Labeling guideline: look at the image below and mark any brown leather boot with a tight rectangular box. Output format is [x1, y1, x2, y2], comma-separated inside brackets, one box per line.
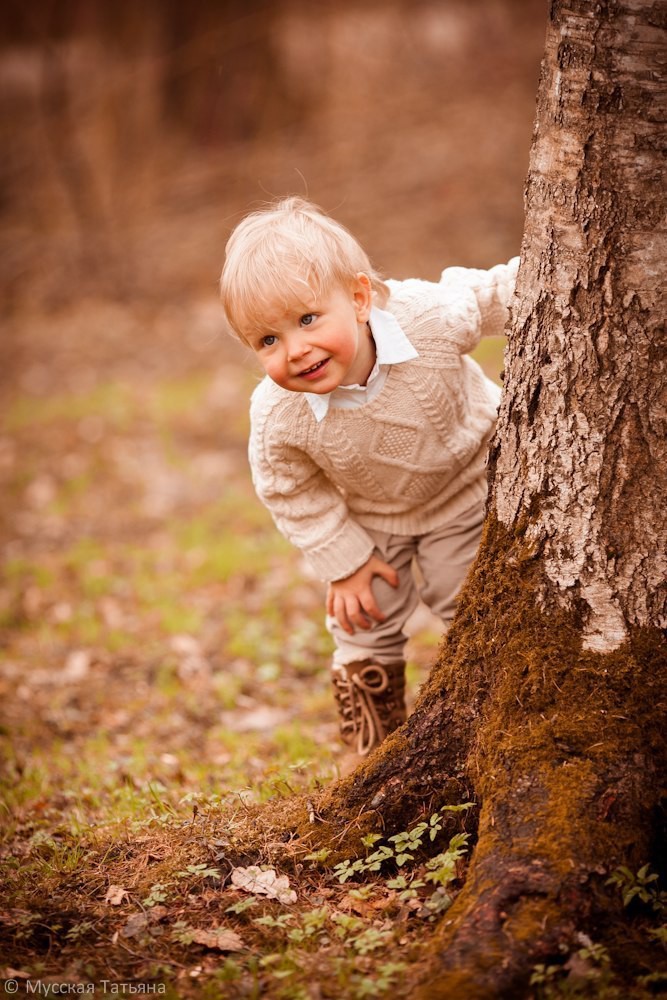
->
[330, 660, 407, 755]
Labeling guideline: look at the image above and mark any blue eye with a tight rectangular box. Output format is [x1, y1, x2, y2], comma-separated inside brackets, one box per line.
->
[261, 335, 277, 347]
[300, 314, 315, 327]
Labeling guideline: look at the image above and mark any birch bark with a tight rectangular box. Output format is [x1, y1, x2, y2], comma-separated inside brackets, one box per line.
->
[490, 0, 667, 652]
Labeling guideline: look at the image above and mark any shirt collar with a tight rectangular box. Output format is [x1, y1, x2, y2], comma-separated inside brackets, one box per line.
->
[304, 305, 418, 421]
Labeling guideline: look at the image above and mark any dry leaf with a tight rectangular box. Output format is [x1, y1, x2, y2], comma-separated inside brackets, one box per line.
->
[189, 927, 245, 951]
[121, 912, 148, 938]
[221, 706, 291, 732]
[63, 649, 91, 682]
[105, 884, 129, 905]
[371, 893, 398, 911]
[230, 865, 297, 904]
[339, 894, 374, 917]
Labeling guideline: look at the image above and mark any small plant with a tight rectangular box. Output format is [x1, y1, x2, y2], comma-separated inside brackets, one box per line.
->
[606, 863, 664, 912]
[212, 958, 243, 983]
[348, 885, 376, 900]
[253, 913, 293, 929]
[225, 895, 258, 915]
[332, 912, 364, 938]
[333, 809, 471, 884]
[388, 826, 430, 866]
[424, 832, 469, 886]
[66, 919, 95, 943]
[301, 906, 329, 931]
[11, 911, 39, 941]
[329, 810, 472, 928]
[385, 873, 425, 901]
[175, 862, 220, 881]
[303, 847, 332, 863]
[333, 812, 471, 903]
[354, 961, 406, 999]
[637, 971, 667, 989]
[143, 882, 170, 907]
[334, 857, 373, 883]
[529, 962, 562, 988]
[648, 924, 667, 945]
[287, 906, 329, 943]
[576, 938, 610, 968]
[171, 920, 195, 945]
[375, 962, 408, 989]
[421, 886, 456, 918]
[351, 925, 392, 955]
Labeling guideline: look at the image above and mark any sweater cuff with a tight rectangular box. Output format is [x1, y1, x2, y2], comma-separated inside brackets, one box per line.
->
[304, 520, 375, 583]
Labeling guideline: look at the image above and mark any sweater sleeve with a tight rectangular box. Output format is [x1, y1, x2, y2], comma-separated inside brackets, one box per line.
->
[439, 256, 519, 352]
[248, 388, 375, 582]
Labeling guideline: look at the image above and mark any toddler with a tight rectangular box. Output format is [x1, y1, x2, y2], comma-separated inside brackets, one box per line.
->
[220, 197, 518, 755]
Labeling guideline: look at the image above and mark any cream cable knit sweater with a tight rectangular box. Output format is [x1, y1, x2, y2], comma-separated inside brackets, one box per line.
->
[248, 257, 519, 582]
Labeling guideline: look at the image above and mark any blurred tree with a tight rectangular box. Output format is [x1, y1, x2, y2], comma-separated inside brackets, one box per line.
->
[314, 1, 667, 994]
[160, 0, 314, 144]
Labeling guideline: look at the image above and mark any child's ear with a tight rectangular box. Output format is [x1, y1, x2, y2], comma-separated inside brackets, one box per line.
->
[352, 272, 373, 322]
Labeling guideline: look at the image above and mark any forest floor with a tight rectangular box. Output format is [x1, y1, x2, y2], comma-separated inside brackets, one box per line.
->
[0, 285, 507, 997]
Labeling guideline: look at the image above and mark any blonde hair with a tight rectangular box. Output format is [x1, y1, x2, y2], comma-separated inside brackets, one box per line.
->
[220, 196, 389, 342]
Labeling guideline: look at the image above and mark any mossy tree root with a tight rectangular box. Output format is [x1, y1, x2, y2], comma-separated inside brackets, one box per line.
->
[416, 739, 660, 998]
[315, 697, 475, 835]
[308, 523, 667, 993]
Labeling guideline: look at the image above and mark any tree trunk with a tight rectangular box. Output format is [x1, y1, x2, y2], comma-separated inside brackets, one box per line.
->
[307, 2, 667, 995]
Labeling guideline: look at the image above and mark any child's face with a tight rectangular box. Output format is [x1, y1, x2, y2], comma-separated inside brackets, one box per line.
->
[248, 275, 375, 394]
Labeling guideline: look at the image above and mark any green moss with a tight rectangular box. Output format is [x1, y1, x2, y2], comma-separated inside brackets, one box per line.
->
[408, 517, 667, 995]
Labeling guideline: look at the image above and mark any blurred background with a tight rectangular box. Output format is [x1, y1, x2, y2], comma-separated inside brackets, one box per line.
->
[0, 1, 547, 805]
[1, 0, 547, 311]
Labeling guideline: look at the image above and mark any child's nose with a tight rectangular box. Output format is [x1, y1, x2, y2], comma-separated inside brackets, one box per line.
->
[286, 335, 310, 361]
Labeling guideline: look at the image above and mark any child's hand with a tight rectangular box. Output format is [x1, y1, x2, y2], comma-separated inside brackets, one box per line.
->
[326, 555, 399, 636]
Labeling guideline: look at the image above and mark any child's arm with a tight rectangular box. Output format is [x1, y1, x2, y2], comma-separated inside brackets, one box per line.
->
[254, 444, 399, 632]
[249, 394, 376, 584]
[386, 257, 519, 357]
[438, 256, 520, 351]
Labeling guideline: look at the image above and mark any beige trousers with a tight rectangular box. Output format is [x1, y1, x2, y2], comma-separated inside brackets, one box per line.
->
[327, 499, 485, 667]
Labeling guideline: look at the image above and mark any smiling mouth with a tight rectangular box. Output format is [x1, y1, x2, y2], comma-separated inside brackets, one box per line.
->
[299, 358, 329, 377]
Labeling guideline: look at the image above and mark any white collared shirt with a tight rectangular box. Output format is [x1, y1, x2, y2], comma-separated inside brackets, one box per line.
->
[304, 305, 419, 422]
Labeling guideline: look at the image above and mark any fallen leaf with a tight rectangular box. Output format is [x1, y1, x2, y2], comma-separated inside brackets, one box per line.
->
[63, 649, 91, 682]
[105, 885, 129, 905]
[371, 894, 399, 911]
[221, 706, 291, 732]
[189, 927, 245, 951]
[231, 865, 297, 904]
[99, 596, 124, 629]
[339, 894, 375, 917]
[121, 912, 148, 938]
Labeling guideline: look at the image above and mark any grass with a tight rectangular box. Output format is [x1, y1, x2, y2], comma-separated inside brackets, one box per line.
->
[0, 310, 455, 995]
